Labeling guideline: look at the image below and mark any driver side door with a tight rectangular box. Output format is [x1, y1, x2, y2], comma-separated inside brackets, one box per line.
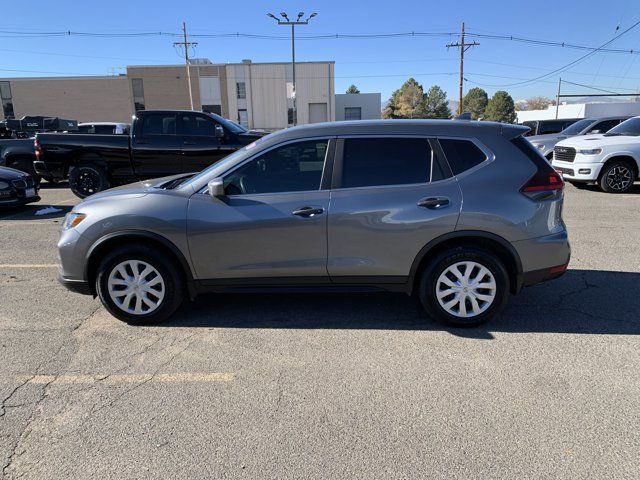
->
[187, 138, 334, 283]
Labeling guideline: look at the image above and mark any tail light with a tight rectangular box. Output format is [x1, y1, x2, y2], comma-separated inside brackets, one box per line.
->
[34, 138, 42, 157]
[520, 170, 564, 200]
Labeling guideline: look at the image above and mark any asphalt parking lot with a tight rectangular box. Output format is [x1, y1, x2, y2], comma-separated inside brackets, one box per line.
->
[1, 183, 639, 479]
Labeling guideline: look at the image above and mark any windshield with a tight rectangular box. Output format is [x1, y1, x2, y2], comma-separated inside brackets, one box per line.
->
[605, 117, 640, 136]
[207, 113, 247, 134]
[560, 119, 593, 136]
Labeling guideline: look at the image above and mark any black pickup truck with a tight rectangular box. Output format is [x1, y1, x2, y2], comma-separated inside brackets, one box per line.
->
[35, 110, 267, 197]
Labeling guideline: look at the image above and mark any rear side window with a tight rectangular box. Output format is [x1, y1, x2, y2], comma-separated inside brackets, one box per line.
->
[511, 136, 554, 172]
[439, 139, 487, 175]
[341, 138, 433, 188]
[140, 113, 176, 136]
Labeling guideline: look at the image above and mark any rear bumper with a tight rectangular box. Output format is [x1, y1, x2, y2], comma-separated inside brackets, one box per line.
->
[514, 231, 571, 290]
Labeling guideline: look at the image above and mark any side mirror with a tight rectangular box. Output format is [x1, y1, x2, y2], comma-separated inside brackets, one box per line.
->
[214, 124, 224, 138]
[207, 177, 225, 197]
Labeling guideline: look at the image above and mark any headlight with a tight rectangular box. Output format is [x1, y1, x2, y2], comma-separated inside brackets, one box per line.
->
[0, 180, 9, 189]
[62, 212, 87, 230]
[578, 148, 602, 155]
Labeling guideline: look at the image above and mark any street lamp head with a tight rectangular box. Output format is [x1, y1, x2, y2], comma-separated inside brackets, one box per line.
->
[280, 12, 289, 21]
[297, 12, 304, 21]
[267, 12, 278, 21]
[308, 12, 317, 19]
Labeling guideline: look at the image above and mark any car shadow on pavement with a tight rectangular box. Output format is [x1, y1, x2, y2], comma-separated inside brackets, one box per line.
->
[0, 204, 72, 221]
[159, 269, 640, 339]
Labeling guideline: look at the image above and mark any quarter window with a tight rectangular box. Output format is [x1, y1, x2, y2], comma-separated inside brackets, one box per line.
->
[225, 140, 328, 195]
[438, 139, 487, 175]
[340, 137, 434, 188]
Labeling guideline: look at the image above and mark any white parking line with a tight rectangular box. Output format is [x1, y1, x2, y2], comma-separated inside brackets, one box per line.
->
[16, 373, 235, 384]
[0, 264, 58, 268]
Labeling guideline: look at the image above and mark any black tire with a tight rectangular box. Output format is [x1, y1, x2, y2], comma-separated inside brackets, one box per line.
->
[418, 247, 509, 327]
[69, 164, 110, 198]
[598, 160, 636, 193]
[10, 157, 40, 184]
[96, 245, 184, 324]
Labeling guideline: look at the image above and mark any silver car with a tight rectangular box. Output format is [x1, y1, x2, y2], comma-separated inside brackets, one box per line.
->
[528, 116, 629, 160]
[58, 120, 570, 327]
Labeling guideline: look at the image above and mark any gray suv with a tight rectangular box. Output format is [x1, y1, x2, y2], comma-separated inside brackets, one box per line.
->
[58, 120, 570, 327]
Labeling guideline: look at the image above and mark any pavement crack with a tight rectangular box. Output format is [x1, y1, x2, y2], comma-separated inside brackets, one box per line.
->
[0, 376, 35, 418]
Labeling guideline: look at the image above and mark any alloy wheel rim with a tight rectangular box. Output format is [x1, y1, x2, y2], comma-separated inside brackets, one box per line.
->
[107, 260, 165, 315]
[606, 166, 632, 191]
[435, 261, 497, 318]
[77, 172, 99, 196]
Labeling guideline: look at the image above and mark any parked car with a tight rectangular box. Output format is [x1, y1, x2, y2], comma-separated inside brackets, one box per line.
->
[0, 137, 39, 180]
[528, 116, 629, 160]
[552, 116, 640, 193]
[77, 122, 130, 135]
[1, 115, 79, 182]
[35, 110, 268, 198]
[57, 119, 570, 327]
[521, 118, 580, 137]
[0, 166, 39, 208]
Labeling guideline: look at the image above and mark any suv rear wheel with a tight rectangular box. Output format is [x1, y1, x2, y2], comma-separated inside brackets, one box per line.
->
[96, 245, 184, 324]
[598, 160, 636, 193]
[418, 247, 509, 327]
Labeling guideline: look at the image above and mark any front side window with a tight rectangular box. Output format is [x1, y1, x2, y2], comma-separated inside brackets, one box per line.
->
[588, 119, 620, 134]
[140, 113, 176, 136]
[606, 117, 640, 136]
[224, 140, 328, 195]
[180, 114, 215, 136]
[341, 137, 434, 188]
[439, 139, 487, 175]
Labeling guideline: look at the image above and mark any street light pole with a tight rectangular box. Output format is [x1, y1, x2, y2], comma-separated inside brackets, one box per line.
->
[267, 12, 317, 126]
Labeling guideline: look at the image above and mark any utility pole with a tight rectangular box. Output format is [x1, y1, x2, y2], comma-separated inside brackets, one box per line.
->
[555, 78, 562, 119]
[446, 22, 479, 115]
[267, 12, 317, 126]
[174, 22, 197, 110]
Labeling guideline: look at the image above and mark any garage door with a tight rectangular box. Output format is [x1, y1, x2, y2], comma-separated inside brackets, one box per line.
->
[309, 103, 328, 123]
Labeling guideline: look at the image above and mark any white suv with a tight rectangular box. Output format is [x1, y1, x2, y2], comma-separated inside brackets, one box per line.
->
[552, 117, 640, 193]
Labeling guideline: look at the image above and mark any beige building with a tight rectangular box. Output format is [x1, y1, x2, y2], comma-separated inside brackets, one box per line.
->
[0, 59, 335, 129]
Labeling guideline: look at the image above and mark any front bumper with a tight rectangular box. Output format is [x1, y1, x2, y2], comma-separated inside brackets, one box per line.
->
[552, 158, 603, 181]
[58, 274, 92, 295]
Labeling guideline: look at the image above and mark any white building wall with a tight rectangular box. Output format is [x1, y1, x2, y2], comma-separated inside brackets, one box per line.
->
[517, 101, 640, 123]
[248, 64, 288, 130]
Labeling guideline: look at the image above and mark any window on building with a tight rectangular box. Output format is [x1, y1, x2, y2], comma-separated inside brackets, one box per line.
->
[0, 81, 15, 119]
[131, 78, 145, 112]
[140, 113, 176, 136]
[238, 109, 248, 128]
[288, 107, 296, 126]
[344, 107, 362, 121]
[438, 139, 487, 175]
[202, 105, 222, 115]
[236, 82, 246, 99]
[225, 140, 328, 195]
[341, 138, 433, 188]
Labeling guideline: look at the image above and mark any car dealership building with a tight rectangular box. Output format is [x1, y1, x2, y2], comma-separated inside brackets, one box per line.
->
[0, 59, 382, 129]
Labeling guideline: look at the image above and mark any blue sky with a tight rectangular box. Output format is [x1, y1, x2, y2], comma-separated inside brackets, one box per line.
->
[2, 0, 640, 103]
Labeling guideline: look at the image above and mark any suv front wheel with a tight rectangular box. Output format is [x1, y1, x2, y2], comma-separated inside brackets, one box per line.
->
[418, 247, 509, 327]
[598, 160, 636, 193]
[96, 245, 184, 324]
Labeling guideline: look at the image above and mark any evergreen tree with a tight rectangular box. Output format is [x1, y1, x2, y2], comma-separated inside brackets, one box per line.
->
[484, 91, 517, 123]
[462, 87, 488, 119]
[423, 85, 451, 119]
[345, 84, 361, 94]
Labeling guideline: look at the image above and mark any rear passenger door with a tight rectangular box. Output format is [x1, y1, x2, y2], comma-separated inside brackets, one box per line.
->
[131, 112, 182, 178]
[327, 137, 463, 281]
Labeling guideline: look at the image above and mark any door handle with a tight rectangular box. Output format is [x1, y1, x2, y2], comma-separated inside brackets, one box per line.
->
[417, 197, 450, 209]
[292, 206, 324, 217]
[183, 140, 196, 145]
